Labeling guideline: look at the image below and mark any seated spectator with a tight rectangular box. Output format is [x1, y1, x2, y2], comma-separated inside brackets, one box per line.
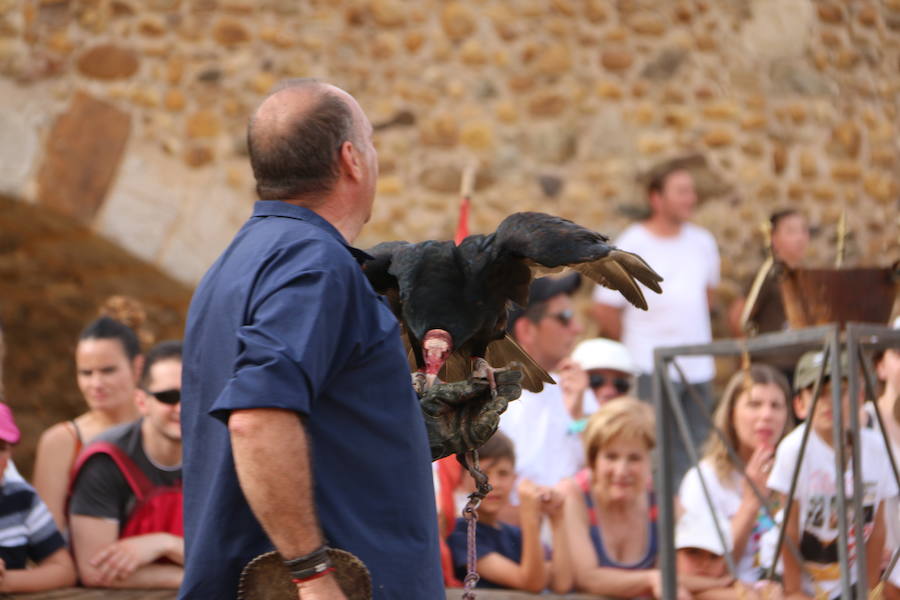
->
[447, 432, 572, 593]
[501, 273, 594, 491]
[562, 398, 672, 597]
[571, 337, 638, 406]
[0, 402, 76, 592]
[767, 350, 897, 599]
[679, 364, 793, 584]
[34, 306, 145, 531]
[0, 318, 26, 485]
[676, 508, 732, 581]
[863, 316, 900, 557]
[563, 397, 732, 599]
[676, 509, 783, 600]
[68, 340, 184, 589]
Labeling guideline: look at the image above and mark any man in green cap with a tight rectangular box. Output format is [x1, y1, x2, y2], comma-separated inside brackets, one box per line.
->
[766, 350, 897, 598]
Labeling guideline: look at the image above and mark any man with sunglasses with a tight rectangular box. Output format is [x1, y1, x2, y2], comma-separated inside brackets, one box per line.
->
[500, 273, 594, 500]
[69, 340, 184, 589]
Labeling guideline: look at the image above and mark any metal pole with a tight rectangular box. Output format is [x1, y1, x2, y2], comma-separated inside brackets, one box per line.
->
[653, 355, 676, 600]
[829, 329, 852, 600]
[845, 325, 867, 598]
[662, 368, 738, 578]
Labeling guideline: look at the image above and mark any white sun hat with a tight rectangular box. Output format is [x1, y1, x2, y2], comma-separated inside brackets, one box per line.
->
[571, 338, 638, 375]
[675, 508, 733, 555]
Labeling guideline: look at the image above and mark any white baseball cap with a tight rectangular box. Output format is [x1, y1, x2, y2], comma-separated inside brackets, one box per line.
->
[571, 338, 637, 375]
[675, 508, 733, 555]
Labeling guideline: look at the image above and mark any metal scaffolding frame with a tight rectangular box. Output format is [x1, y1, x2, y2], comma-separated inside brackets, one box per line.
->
[653, 323, 900, 600]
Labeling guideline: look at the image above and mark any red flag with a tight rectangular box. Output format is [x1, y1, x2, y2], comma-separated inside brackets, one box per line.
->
[454, 196, 470, 245]
[455, 164, 476, 246]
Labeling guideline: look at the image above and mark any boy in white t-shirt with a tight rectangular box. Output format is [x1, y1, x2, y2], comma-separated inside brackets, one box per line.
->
[767, 351, 897, 599]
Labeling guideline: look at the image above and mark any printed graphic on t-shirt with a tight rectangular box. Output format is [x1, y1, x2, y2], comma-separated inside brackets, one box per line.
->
[798, 472, 877, 583]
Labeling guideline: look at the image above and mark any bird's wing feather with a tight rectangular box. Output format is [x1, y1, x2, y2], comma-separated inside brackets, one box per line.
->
[360, 241, 410, 294]
[436, 335, 553, 393]
[491, 212, 663, 310]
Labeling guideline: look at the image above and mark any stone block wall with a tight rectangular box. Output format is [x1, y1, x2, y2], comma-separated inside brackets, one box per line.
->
[1, 0, 897, 288]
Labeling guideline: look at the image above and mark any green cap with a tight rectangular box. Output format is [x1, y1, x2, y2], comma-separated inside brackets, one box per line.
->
[793, 350, 850, 392]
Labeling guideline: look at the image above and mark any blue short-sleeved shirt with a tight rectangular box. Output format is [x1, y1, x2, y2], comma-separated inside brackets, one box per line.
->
[179, 201, 442, 599]
[447, 519, 523, 589]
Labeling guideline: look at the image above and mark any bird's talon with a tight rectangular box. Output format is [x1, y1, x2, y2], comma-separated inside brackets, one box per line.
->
[471, 357, 497, 396]
[412, 372, 427, 397]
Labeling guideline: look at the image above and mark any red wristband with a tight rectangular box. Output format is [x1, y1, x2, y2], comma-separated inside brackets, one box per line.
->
[292, 566, 335, 585]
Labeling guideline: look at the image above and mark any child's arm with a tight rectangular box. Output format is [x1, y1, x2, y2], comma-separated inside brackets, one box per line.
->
[866, 502, 886, 591]
[0, 548, 77, 593]
[779, 494, 808, 598]
[475, 479, 547, 593]
[732, 446, 775, 563]
[545, 480, 573, 594]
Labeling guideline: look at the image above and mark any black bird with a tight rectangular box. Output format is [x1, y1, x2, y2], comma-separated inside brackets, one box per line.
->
[362, 211, 663, 393]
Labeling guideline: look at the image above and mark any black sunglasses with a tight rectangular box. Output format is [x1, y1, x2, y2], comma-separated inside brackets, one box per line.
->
[545, 309, 575, 327]
[588, 374, 630, 395]
[146, 389, 180, 405]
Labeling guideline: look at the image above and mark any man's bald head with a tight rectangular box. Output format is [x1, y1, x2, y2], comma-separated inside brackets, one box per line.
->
[247, 79, 359, 202]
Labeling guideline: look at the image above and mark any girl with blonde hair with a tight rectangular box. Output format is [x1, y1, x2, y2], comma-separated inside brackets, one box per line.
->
[678, 363, 793, 584]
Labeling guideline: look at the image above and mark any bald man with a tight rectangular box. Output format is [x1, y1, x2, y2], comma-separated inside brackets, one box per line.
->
[180, 80, 443, 599]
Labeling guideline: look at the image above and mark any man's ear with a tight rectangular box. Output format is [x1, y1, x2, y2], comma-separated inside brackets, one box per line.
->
[339, 140, 362, 182]
[135, 389, 151, 416]
[512, 318, 533, 348]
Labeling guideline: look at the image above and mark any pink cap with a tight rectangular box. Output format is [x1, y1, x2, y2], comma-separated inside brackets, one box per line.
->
[0, 404, 21, 444]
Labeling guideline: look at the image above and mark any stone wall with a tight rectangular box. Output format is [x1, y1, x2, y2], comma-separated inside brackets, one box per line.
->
[1, 0, 897, 290]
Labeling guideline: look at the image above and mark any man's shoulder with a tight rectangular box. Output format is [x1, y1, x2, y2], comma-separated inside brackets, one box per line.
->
[681, 222, 718, 246]
[92, 419, 142, 450]
[773, 425, 807, 462]
[614, 222, 647, 244]
[860, 427, 892, 459]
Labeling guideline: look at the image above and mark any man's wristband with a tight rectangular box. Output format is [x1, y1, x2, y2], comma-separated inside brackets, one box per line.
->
[292, 566, 335, 585]
[283, 545, 333, 582]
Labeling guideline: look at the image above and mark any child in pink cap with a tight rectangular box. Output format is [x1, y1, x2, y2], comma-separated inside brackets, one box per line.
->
[0, 403, 76, 592]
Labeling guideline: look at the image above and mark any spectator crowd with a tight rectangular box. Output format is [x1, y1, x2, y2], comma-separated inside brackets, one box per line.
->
[0, 163, 897, 600]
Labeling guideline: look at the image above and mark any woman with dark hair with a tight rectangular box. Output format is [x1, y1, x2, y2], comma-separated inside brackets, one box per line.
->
[678, 364, 793, 584]
[33, 309, 145, 532]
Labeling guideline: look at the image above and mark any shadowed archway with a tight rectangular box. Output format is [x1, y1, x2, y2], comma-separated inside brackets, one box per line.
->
[0, 195, 193, 478]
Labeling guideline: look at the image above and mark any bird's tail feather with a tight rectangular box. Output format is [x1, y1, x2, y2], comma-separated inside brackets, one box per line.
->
[437, 335, 552, 393]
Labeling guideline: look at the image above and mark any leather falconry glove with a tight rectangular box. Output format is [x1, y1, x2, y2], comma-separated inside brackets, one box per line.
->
[418, 367, 523, 461]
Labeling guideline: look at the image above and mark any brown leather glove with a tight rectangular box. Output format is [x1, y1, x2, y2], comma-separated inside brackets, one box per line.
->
[418, 367, 523, 461]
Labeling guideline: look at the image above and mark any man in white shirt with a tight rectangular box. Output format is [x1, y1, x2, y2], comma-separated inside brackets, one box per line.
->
[592, 165, 720, 485]
[500, 273, 594, 491]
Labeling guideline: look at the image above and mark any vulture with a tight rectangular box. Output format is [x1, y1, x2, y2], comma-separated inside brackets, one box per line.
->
[362, 211, 663, 393]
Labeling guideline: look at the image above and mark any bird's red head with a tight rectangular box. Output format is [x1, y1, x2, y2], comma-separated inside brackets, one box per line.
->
[422, 329, 453, 377]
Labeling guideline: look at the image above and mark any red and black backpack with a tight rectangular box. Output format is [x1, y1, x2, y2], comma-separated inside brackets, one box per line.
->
[69, 441, 183, 538]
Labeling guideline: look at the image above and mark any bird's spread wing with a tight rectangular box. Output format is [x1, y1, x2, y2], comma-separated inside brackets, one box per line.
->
[490, 212, 663, 310]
